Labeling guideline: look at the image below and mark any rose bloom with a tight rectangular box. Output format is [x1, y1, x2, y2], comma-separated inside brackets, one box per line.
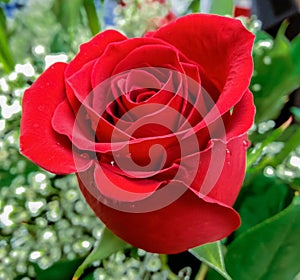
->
[20, 14, 255, 254]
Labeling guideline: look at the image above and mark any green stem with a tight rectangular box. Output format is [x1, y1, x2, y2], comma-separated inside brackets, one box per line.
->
[83, 0, 101, 35]
[159, 255, 178, 280]
[195, 263, 209, 280]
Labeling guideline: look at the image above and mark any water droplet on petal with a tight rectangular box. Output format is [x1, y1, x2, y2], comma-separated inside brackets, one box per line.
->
[243, 140, 250, 149]
[110, 161, 115, 166]
[226, 149, 231, 163]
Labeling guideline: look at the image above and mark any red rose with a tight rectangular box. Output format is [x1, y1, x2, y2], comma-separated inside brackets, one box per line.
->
[20, 14, 255, 254]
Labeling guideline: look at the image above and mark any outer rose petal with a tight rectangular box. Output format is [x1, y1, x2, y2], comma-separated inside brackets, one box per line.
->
[187, 134, 248, 206]
[65, 30, 127, 111]
[20, 63, 91, 174]
[224, 90, 255, 140]
[77, 169, 240, 254]
[205, 135, 248, 206]
[66, 30, 127, 77]
[151, 14, 255, 118]
[93, 163, 164, 202]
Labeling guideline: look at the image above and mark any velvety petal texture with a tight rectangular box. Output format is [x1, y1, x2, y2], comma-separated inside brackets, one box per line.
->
[20, 63, 92, 174]
[20, 14, 255, 254]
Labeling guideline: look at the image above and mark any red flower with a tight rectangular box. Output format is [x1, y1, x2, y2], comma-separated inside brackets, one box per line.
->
[20, 14, 255, 254]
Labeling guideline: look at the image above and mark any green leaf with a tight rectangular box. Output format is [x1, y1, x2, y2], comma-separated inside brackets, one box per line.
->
[226, 195, 300, 280]
[189, 241, 232, 280]
[252, 23, 300, 122]
[234, 173, 288, 236]
[0, 7, 14, 73]
[81, 272, 94, 280]
[247, 118, 292, 169]
[291, 107, 300, 122]
[291, 34, 300, 76]
[73, 227, 131, 280]
[52, 0, 83, 40]
[272, 125, 300, 166]
[208, 0, 234, 16]
[188, 0, 200, 13]
[33, 258, 85, 280]
[83, 0, 100, 35]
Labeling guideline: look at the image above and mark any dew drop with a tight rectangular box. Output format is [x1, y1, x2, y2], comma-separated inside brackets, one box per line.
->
[243, 140, 250, 149]
[225, 149, 231, 163]
[110, 161, 115, 166]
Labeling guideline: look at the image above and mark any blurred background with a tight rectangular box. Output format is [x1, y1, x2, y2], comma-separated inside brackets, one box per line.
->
[0, 0, 300, 280]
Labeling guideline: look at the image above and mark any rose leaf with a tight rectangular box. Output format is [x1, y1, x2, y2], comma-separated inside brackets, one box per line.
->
[225, 194, 300, 280]
[189, 241, 232, 280]
[72, 227, 131, 280]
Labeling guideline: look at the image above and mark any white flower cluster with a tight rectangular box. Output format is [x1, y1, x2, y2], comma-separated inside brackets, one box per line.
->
[114, 0, 172, 37]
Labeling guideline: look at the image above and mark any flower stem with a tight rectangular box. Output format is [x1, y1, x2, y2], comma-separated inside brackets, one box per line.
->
[195, 263, 209, 280]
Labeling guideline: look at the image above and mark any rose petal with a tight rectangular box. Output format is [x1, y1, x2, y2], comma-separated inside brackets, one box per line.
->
[65, 30, 127, 111]
[186, 135, 248, 206]
[151, 14, 254, 120]
[223, 90, 256, 141]
[20, 62, 91, 174]
[93, 163, 164, 202]
[78, 171, 240, 254]
[66, 60, 94, 106]
[91, 37, 171, 89]
[52, 99, 131, 154]
[112, 44, 183, 74]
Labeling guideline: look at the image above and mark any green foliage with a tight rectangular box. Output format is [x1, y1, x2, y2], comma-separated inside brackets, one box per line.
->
[247, 119, 291, 169]
[73, 227, 131, 279]
[190, 241, 231, 280]
[251, 24, 300, 122]
[0, 7, 14, 73]
[225, 195, 300, 280]
[290, 106, 300, 122]
[234, 174, 289, 236]
[34, 258, 85, 280]
[190, 0, 233, 15]
[187, 0, 200, 13]
[52, 0, 83, 36]
[208, 0, 234, 16]
[83, 0, 101, 35]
